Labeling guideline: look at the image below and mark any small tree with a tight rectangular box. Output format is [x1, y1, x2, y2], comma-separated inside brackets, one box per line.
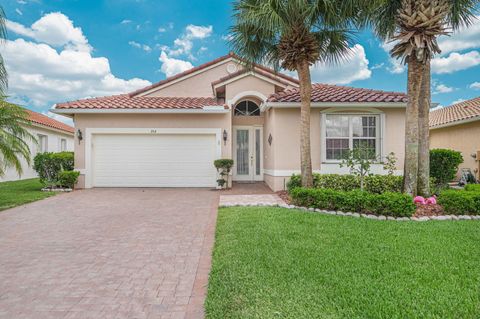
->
[214, 159, 234, 189]
[382, 152, 397, 176]
[430, 149, 463, 187]
[340, 146, 377, 191]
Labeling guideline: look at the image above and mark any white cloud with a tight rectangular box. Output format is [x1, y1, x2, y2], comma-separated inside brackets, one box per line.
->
[43, 111, 74, 126]
[165, 24, 213, 58]
[121, 19, 132, 24]
[433, 84, 455, 94]
[221, 34, 234, 42]
[158, 27, 166, 33]
[6, 12, 92, 52]
[17, 0, 27, 4]
[452, 98, 466, 105]
[1, 14, 151, 108]
[308, 44, 371, 84]
[438, 15, 480, 55]
[381, 41, 406, 74]
[470, 82, 480, 90]
[128, 41, 152, 53]
[431, 51, 480, 74]
[159, 51, 193, 77]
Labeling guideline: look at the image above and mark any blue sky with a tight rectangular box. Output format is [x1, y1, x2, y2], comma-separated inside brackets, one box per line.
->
[1, 0, 480, 122]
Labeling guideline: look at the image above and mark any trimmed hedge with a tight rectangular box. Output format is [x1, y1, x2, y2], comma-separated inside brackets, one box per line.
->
[287, 173, 403, 194]
[58, 171, 80, 188]
[464, 184, 480, 192]
[430, 149, 463, 187]
[290, 187, 416, 217]
[437, 190, 480, 215]
[33, 152, 74, 184]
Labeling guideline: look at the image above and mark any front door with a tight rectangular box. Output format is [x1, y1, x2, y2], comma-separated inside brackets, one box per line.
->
[233, 126, 263, 181]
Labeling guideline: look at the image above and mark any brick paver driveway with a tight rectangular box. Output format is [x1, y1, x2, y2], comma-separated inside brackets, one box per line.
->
[0, 188, 219, 319]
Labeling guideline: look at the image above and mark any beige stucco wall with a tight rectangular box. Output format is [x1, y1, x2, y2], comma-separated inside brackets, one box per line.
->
[144, 60, 244, 97]
[264, 107, 406, 191]
[73, 112, 232, 188]
[430, 120, 480, 179]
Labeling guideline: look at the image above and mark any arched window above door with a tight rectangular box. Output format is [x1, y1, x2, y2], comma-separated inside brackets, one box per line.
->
[234, 100, 260, 116]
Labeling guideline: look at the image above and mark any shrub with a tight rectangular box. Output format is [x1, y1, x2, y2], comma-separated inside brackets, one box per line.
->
[287, 173, 403, 194]
[437, 190, 480, 215]
[33, 152, 74, 186]
[430, 149, 463, 187]
[464, 184, 480, 192]
[290, 187, 416, 217]
[214, 159, 234, 189]
[58, 171, 80, 188]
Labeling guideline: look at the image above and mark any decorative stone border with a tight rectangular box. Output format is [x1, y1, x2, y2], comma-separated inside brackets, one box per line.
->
[220, 203, 480, 221]
[41, 188, 73, 192]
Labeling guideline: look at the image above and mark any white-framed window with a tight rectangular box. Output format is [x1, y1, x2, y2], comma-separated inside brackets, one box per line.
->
[234, 100, 261, 116]
[324, 114, 381, 162]
[60, 138, 67, 151]
[37, 134, 48, 153]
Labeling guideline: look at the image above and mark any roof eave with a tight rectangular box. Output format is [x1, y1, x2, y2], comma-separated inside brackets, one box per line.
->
[430, 115, 480, 130]
[51, 107, 230, 115]
[262, 101, 408, 111]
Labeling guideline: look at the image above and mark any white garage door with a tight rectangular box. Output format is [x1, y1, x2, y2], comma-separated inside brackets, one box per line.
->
[92, 134, 217, 187]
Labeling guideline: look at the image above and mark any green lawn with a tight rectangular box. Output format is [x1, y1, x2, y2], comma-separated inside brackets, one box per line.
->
[0, 178, 56, 211]
[206, 207, 480, 319]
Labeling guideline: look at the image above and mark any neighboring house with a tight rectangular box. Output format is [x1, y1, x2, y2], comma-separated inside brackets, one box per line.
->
[52, 53, 407, 191]
[430, 97, 480, 180]
[0, 108, 75, 182]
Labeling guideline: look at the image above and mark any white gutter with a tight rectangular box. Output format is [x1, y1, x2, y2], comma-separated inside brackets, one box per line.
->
[51, 107, 230, 115]
[430, 115, 480, 130]
[262, 101, 407, 111]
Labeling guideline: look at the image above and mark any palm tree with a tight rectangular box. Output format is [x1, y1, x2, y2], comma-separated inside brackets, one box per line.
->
[0, 100, 36, 177]
[371, 0, 478, 196]
[0, 5, 7, 96]
[230, 0, 362, 187]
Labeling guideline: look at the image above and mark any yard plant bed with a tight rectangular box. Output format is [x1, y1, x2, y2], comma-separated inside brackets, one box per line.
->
[206, 207, 480, 319]
[0, 178, 56, 211]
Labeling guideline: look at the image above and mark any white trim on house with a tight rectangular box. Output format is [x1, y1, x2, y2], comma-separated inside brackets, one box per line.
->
[227, 91, 268, 108]
[83, 127, 222, 188]
[213, 71, 297, 94]
[51, 108, 229, 115]
[429, 115, 480, 130]
[261, 101, 407, 112]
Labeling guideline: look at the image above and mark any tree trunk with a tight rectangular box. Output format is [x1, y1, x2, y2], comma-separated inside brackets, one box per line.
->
[296, 60, 313, 187]
[417, 61, 431, 196]
[403, 56, 424, 196]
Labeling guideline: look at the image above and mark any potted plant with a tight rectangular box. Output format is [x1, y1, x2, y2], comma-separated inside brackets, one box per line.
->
[214, 159, 234, 189]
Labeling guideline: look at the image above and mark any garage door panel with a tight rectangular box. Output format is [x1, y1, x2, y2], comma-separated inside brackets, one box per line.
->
[92, 134, 217, 187]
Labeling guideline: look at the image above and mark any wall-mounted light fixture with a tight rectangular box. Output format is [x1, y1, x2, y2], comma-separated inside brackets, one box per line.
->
[223, 129, 228, 145]
[77, 129, 83, 145]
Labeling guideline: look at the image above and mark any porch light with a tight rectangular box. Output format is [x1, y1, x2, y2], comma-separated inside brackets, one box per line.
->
[223, 129, 228, 145]
[77, 129, 83, 145]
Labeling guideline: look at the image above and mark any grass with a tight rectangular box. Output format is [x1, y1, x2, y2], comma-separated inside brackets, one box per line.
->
[0, 178, 56, 211]
[206, 207, 480, 319]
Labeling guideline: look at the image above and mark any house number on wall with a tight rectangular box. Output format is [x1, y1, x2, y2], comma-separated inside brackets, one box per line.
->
[150, 129, 157, 134]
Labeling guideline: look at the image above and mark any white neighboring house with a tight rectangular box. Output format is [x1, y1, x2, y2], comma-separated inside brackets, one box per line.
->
[0, 108, 74, 182]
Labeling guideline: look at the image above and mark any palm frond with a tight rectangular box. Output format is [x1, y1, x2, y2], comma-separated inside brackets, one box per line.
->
[0, 5, 7, 96]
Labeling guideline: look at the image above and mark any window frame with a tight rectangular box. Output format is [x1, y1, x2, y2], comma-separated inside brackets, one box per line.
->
[233, 100, 261, 117]
[321, 112, 384, 163]
[37, 134, 48, 153]
[60, 138, 67, 152]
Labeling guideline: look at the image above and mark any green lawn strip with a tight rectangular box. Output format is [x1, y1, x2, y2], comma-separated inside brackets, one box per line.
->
[0, 178, 56, 211]
[206, 207, 480, 319]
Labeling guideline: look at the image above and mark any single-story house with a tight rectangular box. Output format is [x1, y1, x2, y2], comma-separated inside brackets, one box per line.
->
[52, 53, 408, 191]
[1, 107, 74, 182]
[430, 97, 480, 180]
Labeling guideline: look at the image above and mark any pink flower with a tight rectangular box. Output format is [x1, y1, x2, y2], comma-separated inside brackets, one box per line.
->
[414, 196, 426, 205]
[426, 196, 437, 205]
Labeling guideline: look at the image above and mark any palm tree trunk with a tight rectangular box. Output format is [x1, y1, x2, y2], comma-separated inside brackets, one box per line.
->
[296, 60, 313, 188]
[417, 61, 431, 196]
[403, 56, 424, 196]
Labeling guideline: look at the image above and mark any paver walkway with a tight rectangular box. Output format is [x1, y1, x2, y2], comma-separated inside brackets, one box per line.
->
[219, 194, 285, 207]
[0, 188, 218, 319]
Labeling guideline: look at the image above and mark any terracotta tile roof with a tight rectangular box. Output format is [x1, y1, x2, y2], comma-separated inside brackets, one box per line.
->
[430, 97, 480, 127]
[129, 52, 299, 97]
[26, 109, 74, 134]
[55, 94, 226, 110]
[211, 67, 296, 89]
[267, 83, 408, 103]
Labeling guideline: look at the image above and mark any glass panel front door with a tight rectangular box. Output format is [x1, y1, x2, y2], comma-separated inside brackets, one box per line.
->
[233, 127, 263, 181]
